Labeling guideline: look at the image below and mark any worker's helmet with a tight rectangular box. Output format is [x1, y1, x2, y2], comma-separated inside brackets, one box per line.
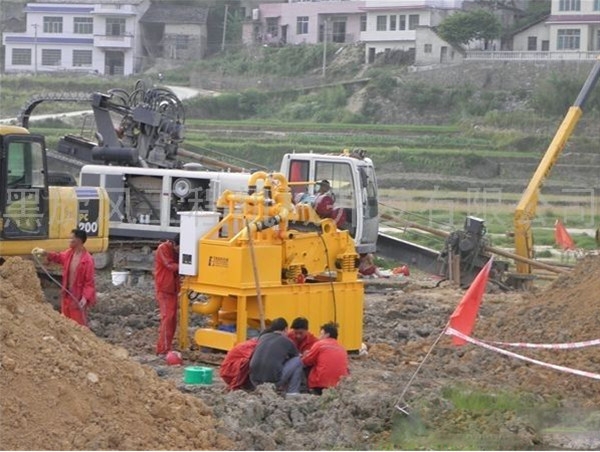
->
[165, 351, 183, 366]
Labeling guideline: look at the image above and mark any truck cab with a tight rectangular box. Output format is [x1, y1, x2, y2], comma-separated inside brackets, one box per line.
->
[280, 152, 378, 254]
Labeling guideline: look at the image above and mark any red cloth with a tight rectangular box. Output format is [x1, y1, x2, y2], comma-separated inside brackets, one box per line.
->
[554, 219, 575, 250]
[220, 339, 258, 391]
[47, 248, 96, 326]
[448, 257, 493, 346]
[156, 291, 178, 355]
[301, 338, 349, 389]
[287, 331, 318, 354]
[154, 241, 180, 295]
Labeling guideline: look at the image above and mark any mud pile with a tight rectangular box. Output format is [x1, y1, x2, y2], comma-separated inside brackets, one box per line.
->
[196, 379, 395, 450]
[0, 257, 229, 450]
[368, 257, 600, 406]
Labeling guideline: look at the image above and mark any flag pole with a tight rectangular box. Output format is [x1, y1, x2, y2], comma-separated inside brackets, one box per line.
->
[394, 323, 448, 414]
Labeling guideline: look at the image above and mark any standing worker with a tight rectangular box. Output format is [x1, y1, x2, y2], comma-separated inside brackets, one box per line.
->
[154, 234, 180, 356]
[301, 322, 349, 395]
[34, 229, 96, 326]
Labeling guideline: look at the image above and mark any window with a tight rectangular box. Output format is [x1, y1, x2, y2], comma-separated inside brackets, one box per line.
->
[527, 36, 537, 51]
[360, 15, 366, 32]
[408, 14, 420, 30]
[542, 40, 549, 51]
[72, 50, 92, 67]
[315, 161, 356, 235]
[6, 141, 45, 188]
[559, 0, 580, 11]
[175, 35, 189, 50]
[41, 49, 61, 66]
[399, 15, 406, 30]
[11, 49, 31, 65]
[106, 17, 126, 36]
[74, 17, 93, 34]
[424, 43, 432, 53]
[296, 16, 308, 35]
[43, 16, 62, 33]
[266, 17, 278, 37]
[557, 29, 580, 50]
[376, 15, 386, 31]
[389, 15, 396, 31]
[595, 0, 600, 10]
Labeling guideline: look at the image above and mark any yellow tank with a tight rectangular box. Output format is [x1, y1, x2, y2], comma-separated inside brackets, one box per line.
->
[178, 172, 363, 351]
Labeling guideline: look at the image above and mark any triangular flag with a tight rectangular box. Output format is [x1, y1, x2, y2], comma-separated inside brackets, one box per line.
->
[554, 219, 575, 251]
[448, 257, 493, 346]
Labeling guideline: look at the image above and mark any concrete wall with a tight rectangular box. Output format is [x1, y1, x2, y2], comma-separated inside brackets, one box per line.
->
[513, 21, 550, 51]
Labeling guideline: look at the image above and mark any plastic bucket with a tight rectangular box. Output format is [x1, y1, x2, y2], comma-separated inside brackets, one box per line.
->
[183, 366, 213, 385]
[111, 270, 130, 286]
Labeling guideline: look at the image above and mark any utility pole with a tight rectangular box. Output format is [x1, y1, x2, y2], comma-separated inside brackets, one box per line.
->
[322, 18, 328, 78]
[32, 23, 38, 75]
[221, 4, 229, 52]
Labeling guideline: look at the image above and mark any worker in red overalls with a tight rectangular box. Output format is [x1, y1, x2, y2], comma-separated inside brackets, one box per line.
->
[35, 229, 96, 326]
[154, 234, 180, 356]
[313, 180, 346, 228]
[301, 322, 349, 395]
[219, 338, 258, 391]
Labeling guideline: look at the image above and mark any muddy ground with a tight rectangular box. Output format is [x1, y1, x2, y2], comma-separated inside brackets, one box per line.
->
[36, 258, 600, 450]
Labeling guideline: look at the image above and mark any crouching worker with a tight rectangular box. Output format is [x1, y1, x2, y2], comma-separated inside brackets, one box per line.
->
[220, 338, 258, 391]
[287, 317, 318, 354]
[301, 322, 349, 395]
[249, 318, 303, 395]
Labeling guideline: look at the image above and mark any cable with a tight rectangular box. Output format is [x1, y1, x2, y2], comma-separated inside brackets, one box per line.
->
[318, 232, 337, 325]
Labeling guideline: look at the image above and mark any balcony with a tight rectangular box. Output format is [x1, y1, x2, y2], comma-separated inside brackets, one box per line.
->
[94, 34, 133, 48]
[465, 50, 599, 61]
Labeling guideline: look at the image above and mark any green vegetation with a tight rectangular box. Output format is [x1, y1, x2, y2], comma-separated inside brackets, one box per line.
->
[438, 9, 502, 47]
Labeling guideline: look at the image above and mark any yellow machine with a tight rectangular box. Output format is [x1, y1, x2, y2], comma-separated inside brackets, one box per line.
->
[0, 125, 109, 258]
[178, 172, 363, 352]
[514, 56, 600, 277]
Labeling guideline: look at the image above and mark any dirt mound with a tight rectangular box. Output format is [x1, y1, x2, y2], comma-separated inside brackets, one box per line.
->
[0, 257, 229, 450]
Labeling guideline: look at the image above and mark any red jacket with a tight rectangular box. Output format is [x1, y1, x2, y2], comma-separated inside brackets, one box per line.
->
[47, 248, 96, 306]
[314, 192, 346, 228]
[220, 339, 258, 391]
[287, 331, 318, 354]
[154, 241, 179, 295]
[301, 338, 349, 389]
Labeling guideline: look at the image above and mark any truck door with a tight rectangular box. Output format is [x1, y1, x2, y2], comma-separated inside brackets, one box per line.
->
[0, 134, 49, 239]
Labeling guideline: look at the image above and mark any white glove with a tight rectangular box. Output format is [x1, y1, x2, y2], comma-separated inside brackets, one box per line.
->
[32, 247, 46, 256]
[79, 297, 87, 309]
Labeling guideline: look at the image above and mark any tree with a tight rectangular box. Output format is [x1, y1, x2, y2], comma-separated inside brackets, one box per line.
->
[438, 10, 502, 49]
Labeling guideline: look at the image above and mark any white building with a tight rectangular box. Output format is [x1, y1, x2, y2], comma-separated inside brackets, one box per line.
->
[360, 0, 462, 63]
[3, 0, 150, 76]
[546, 0, 600, 52]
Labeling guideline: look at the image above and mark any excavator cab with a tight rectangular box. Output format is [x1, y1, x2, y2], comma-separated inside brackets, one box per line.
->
[0, 127, 49, 240]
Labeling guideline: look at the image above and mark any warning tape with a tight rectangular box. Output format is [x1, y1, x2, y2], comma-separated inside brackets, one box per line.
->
[445, 327, 600, 381]
[486, 338, 600, 350]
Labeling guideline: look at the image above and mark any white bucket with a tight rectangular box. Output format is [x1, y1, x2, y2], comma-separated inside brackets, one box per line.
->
[111, 270, 130, 286]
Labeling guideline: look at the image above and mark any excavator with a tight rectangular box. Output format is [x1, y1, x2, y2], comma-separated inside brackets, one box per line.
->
[0, 125, 109, 259]
[513, 56, 600, 282]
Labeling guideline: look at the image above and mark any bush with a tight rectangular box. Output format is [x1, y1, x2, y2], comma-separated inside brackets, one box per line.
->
[532, 73, 600, 116]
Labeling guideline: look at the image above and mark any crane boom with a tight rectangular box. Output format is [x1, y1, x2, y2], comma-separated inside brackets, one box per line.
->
[514, 56, 600, 275]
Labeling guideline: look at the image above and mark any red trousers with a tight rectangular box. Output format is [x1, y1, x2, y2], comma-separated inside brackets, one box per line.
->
[61, 297, 88, 327]
[156, 291, 178, 355]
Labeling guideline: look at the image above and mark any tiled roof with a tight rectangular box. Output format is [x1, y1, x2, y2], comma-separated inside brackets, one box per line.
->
[140, 2, 209, 24]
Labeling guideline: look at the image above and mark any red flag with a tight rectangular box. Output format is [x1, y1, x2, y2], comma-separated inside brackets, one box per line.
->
[554, 219, 575, 251]
[448, 257, 493, 346]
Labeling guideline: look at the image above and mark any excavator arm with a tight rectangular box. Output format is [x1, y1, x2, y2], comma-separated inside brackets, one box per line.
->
[514, 56, 600, 275]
